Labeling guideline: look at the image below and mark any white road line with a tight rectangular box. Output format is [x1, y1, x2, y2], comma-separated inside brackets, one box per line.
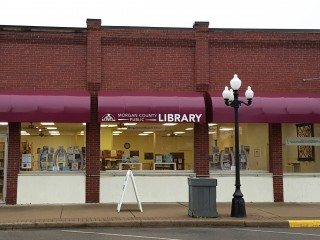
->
[233, 228, 320, 237]
[61, 230, 183, 240]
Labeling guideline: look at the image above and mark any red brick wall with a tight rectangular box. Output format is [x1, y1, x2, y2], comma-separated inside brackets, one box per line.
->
[269, 123, 283, 202]
[101, 44, 195, 91]
[194, 123, 209, 177]
[209, 31, 320, 94]
[0, 33, 86, 90]
[100, 28, 195, 91]
[6, 123, 21, 204]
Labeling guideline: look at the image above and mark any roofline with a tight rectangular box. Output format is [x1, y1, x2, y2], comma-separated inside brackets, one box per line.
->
[1, 23, 320, 33]
[0, 24, 85, 33]
[211, 28, 320, 33]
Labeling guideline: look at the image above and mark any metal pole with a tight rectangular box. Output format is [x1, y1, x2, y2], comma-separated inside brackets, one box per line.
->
[231, 90, 246, 217]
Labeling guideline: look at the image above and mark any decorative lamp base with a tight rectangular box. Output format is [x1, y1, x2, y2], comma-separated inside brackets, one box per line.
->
[231, 197, 246, 217]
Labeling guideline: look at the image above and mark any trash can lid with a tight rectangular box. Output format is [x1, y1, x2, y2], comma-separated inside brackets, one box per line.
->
[188, 178, 217, 186]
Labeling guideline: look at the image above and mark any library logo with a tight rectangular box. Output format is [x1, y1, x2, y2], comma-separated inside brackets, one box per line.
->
[102, 114, 116, 122]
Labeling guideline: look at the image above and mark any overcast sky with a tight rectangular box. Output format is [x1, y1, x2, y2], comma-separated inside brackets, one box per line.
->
[1, 0, 320, 29]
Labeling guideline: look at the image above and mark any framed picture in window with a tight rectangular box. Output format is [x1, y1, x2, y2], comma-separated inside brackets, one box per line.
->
[296, 123, 315, 161]
[155, 154, 163, 163]
[144, 152, 154, 160]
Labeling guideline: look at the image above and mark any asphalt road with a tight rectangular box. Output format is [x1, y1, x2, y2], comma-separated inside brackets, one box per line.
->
[1, 227, 320, 240]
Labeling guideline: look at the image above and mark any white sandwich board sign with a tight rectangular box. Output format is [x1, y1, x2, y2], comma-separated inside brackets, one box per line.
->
[117, 170, 143, 212]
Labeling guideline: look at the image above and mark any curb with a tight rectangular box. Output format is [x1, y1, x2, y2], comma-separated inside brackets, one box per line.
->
[0, 219, 290, 230]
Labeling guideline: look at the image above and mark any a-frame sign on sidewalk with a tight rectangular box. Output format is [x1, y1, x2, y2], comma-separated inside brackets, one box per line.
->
[117, 170, 143, 212]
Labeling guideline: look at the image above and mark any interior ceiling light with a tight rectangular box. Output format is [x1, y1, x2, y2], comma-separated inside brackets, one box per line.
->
[219, 127, 234, 131]
[46, 127, 57, 130]
[117, 127, 128, 130]
[101, 124, 109, 127]
[107, 124, 118, 127]
[41, 122, 55, 126]
[21, 132, 30, 135]
[82, 123, 86, 125]
[209, 132, 216, 134]
[113, 131, 122, 134]
[138, 133, 149, 136]
[124, 123, 137, 126]
[163, 123, 178, 126]
[174, 131, 185, 134]
[143, 131, 154, 134]
[185, 128, 193, 131]
[112, 133, 120, 136]
[208, 123, 218, 126]
[0, 122, 8, 125]
[49, 131, 60, 134]
[50, 133, 61, 136]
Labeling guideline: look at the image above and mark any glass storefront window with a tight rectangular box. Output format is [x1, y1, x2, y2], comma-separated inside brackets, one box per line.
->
[283, 123, 320, 173]
[209, 123, 269, 172]
[20, 122, 86, 171]
[100, 123, 194, 171]
[0, 122, 8, 201]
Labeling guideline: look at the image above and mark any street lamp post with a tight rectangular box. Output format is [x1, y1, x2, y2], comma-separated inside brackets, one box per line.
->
[222, 74, 254, 218]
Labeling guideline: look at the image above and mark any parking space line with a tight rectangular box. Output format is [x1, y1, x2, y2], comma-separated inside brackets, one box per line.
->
[61, 230, 183, 240]
[233, 228, 320, 237]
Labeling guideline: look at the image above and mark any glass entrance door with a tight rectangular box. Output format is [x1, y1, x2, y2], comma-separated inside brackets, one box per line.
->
[0, 134, 8, 202]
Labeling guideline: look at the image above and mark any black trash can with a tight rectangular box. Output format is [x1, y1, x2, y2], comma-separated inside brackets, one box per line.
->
[188, 178, 218, 218]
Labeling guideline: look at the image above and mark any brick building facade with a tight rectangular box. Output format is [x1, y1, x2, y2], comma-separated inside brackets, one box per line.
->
[0, 19, 319, 204]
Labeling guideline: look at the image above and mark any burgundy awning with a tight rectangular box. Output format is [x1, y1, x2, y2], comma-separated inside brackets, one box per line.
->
[0, 91, 90, 122]
[98, 92, 206, 123]
[211, 94, 320, 123]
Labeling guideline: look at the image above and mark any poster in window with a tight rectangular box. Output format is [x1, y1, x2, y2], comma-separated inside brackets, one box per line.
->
[296, 124, 315, 161]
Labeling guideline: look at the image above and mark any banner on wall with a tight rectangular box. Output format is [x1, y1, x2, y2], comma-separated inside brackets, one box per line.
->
[102, 113, 203, 123]
[286, 137, 320, 146]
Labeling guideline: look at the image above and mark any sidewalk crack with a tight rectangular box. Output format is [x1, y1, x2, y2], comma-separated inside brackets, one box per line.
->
[124, 204, 136, 218]
[60, 206, 64, 219]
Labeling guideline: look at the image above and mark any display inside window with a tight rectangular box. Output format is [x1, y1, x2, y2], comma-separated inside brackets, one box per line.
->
[283, 123, 319, 173]
[20, 122, 86, 172]
[209, 123, 269, 171]
[100, 123, 193, 171]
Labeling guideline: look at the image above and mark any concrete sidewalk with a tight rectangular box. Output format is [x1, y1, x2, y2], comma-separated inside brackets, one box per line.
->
[0, 202, 320, 229]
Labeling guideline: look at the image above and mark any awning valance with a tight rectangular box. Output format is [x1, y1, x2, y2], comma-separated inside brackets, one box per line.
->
[0, 91, 90, 122]
[211, 95, 320, 123]
[98, 92, 206, 123]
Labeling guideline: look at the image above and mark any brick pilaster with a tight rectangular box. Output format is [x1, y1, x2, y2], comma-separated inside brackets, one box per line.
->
[269, 123, 284, 202]
[194, 123, 210, 177]
[193, 22, 210, 177]
[87, 18, 102, 84]
[193, 21, 210, 92]
[6, 122, 21, 204]
[85, 93, 100, 203]
[86, 19, 102, 203]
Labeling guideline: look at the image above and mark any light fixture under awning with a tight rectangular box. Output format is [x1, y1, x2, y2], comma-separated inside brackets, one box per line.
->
[210, 94, 320, 123]
[0, 91, 90, 122]
[98, 91, 206, 123]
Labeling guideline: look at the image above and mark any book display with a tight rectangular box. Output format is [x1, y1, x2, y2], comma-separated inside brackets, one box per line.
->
[38, 146, 85, 171]
[210, 146, 221, 170]
[170, 152, 185, 170]
[20, 141, 33, 171]
[66, 146, 85, 171]
[219, 148, 234, 170]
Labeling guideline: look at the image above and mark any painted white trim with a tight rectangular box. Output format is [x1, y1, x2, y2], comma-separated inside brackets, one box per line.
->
[17, 174, 85, 204]
[211, 173, 274, 202]
[284, 173, 320, 202]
